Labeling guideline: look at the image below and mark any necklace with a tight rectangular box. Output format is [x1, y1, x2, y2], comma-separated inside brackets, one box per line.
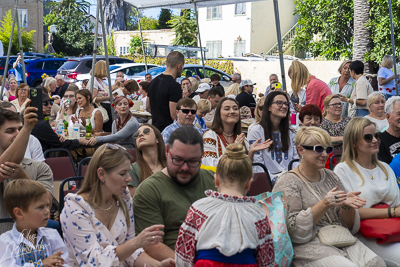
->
[92, 201, 114, 211]
[222, 132, 234, 137]
[298, 166, 321, 183]
[365, 166, 375, 180]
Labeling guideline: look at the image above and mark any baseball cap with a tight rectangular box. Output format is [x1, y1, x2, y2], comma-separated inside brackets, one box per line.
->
[240, 79, 256, 88]
[196, 83, 211, 93]
[42, 93, 52, 102]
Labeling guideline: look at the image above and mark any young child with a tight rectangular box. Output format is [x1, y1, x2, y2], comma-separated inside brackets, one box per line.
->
[175, 144, 275, 266]
[0, 180, 69, 266]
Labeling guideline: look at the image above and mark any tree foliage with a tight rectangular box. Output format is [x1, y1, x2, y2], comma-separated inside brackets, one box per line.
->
[168, 9, 198, 47]
[293, 0, 400, 64]
[158, 9, 172, 29]
[44, 0, 94, 56]
[0, 10, 36, 54]
[125, 7, 159, 30]
[98, 31, 116, 56]
[140, 17, 159, 30]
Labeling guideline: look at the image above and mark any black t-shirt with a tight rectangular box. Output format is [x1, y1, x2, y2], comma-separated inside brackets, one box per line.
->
[235, 91, 256, 108]
[378, 131, 400, 164]
[58, 82, 69, 98]
[189, 92, 198, 98]
[148, 74, 182, 132]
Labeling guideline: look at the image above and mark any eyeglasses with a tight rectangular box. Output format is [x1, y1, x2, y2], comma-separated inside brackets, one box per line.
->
[133, 127, 151, 139]
[100, 143, 127, 157]
[272, 100, 290, 107]
[43, 101, 53, 106]
[328, 103, 343, 108]
[64, 94, 75, 98]
[363, 132, 381, 143]
[301, 145, 334, 154]
[179, 109, 196, 114]
[170, 153, 202, 168]
[19, 89, 29, 92]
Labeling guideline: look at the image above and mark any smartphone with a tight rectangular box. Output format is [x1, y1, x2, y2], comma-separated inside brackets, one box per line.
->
[274, 82, 281, 89]
[29, 88, 43, 120]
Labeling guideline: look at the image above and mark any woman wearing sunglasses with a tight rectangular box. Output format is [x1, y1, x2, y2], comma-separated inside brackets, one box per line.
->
[248, 91, 298, 180]
[334, 117, 400, 266]
[202, 97, 270, 167]
[320, 95, 351, 151]
[61, 143, 175, 266]
[273, 126, 384, 266]
[87, 96, 139, 146]
[128, 124, 166, 196]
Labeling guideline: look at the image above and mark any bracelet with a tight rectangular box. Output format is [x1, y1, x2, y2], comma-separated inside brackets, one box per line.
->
[394, 208, 396, 218]
[388, 208, 393, 218]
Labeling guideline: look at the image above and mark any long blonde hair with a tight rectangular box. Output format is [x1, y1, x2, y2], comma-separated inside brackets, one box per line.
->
[288, 61, 312, 96]
[255, 96, 265, 123]
[78, 144, 132, 226]
[341, 117, 388, 186]
[90, 60, 108, 79]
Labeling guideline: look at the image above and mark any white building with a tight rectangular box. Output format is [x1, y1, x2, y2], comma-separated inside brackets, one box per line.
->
[198, 1, 297, 58]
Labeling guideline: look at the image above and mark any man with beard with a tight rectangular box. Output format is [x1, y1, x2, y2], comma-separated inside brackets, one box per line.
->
[133, 126, 216, 260]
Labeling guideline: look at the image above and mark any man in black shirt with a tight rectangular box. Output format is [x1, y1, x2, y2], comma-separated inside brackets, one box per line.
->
[378, 96, 400, 164]
[236, 79, 256, 108]
[147, 51, 184, 132]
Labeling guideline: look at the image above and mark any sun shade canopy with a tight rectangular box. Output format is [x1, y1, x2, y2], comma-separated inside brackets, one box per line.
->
[123, 0, 266, 9]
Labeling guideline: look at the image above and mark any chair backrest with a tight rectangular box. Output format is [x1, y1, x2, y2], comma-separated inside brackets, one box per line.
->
[118, 142, 136, 163]
[59, 176, 84, 213]
[44, 148, 77, 181]
[288, 159, 300, 171]
[248, 163, 273, 196]
[78, 157, 91, 176]
[329, 153, 342, 170]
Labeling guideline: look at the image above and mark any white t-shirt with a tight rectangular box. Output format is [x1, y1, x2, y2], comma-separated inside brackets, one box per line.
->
[24, 135, 45, 161]
[364, 115, 389, 132]
[377, 67, 396, 96]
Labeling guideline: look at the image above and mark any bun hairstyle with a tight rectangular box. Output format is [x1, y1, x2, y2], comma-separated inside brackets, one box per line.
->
[216, 143, 252, 185]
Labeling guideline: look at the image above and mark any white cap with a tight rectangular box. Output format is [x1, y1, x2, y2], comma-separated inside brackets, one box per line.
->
[196, 83, 211, 93]
[240, 79, 256, 88]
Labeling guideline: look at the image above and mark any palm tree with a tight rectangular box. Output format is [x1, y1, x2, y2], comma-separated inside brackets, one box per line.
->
[353, 0, 374, 74]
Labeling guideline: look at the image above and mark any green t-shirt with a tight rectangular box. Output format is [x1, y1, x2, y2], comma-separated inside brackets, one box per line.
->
[128, 162, 140, 187]
[133, 169, 216, 250]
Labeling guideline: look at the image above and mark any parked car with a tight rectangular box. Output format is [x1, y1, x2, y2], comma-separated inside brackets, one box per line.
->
[23, 52, 55, 58]
[0, 55, 38, 76]
[132, 64, 233, 88]
[23, 58, 67, 87]
[74, 63, 159, 88]
[57, 56, 134, 83]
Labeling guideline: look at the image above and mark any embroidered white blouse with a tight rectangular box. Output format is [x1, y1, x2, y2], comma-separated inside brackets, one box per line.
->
[60, 189, 143, 266]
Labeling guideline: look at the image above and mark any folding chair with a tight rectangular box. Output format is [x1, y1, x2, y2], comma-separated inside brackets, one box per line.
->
[78, 157, 91, 176]
[59, 176, 84, 213]
[248, 163, 274, 196]
[288, 159, 300, 171]
[119, 142, 136, 163]
[329, 153, 342, 170]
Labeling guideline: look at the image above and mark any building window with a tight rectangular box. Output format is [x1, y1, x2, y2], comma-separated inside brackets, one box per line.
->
[206, 41, 222, 58]
[18, 9, 28, 28]
[234, 40, 246, 57]
[119, 46, 129, 55]
[235, 4, 246, 15]
[207, 6, 222, 20]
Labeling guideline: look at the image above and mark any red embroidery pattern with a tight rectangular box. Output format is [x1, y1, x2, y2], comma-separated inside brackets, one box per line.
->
[204, 138, 216, 146]
[175, 229, 196, 263]
[185, 206, 208, 231]
[256, 242, 275, 267]
[203, 151, 218, 158]
[255, 217, 271, 239]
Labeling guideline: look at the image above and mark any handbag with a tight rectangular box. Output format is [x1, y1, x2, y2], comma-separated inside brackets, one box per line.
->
[93, 97, 109, 123]
[255, 191, 294, 267]
[289, 171, 356, 248]
[359, 203, 400, 244]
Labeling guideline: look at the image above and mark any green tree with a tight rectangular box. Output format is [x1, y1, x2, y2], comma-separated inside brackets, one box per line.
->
[0, 10, 36, 54]
[168, 9, 197, 46]
[158, 9, 172, 29]
[98, 31, 116, 56]
[44, 0, 94, 56]
[140, 16, 159, 30]
[129, 34, 148, 54]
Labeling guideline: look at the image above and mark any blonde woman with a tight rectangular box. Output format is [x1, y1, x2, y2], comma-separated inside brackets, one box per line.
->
[377, 55, 398, 99]
[288, 60, 331, 111]
[328, 60, 355, 117]
[193, 99, 211, 131]
[334, 117, 400, 266]
[188, 77, 199, 92]
[87, 60, 112, 131]
[273, 126, 384, 266]
[364, 92, 388, 132]
[60, 144, 174, 266]
[10, 83, 30, 113]
[225, 83, 240, 98]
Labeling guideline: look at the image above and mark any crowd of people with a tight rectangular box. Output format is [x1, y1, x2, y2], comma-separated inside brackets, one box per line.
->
[0, 50, 399, 266]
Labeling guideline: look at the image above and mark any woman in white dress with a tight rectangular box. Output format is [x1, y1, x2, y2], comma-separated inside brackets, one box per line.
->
[334, 117, 400, 266]
[328, 60, 356, 117]
[74, 89, 103, 133]
[60, 144, 174, 267]
[364, 92, 389, 132]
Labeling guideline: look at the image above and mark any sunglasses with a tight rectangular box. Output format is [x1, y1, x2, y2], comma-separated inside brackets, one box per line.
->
[180, 109, 196, 114]
[133, 127, 151, 139]
[363, 132, 381, 143]
[43, 101, 53, 106]
[301, 145, 334, 154]
[64, 94, 75, 98]
[100, 143, 127, 157]
[272, 100, 290, 107]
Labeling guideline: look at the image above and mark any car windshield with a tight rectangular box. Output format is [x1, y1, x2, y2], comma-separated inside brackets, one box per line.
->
[136, 66, 166, 77]
[109, 65, 121, 72]
[60, 60, 80, 70]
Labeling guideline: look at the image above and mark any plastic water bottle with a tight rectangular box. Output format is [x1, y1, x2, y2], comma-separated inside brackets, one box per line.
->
[57, 121, 65, 137]
[73, 121, 80, 139]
